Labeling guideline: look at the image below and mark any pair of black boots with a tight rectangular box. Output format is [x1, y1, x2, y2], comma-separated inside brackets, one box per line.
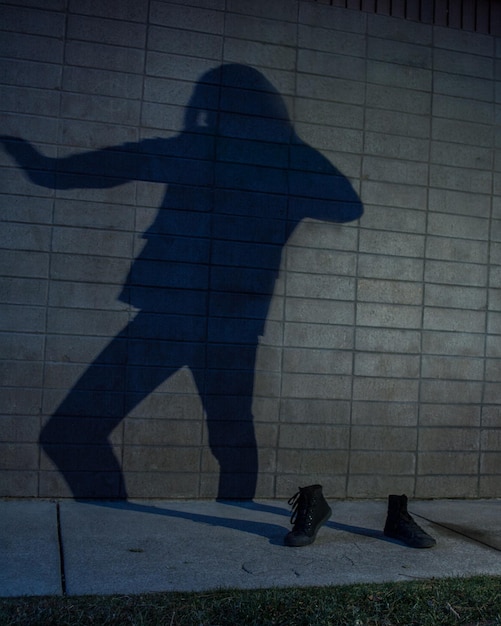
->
[285, 485, 436, 549]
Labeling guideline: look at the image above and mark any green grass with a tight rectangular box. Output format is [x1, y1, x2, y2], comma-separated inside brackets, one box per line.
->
[1, 576, 500, 625]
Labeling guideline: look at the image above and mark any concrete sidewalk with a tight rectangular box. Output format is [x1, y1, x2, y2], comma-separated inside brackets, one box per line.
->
[1, 498, 500, 597]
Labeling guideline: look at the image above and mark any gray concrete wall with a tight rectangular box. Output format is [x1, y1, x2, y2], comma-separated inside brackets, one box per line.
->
[1, 0, 500, 500]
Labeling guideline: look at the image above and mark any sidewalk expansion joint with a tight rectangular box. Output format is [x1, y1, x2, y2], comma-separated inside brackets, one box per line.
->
[56, 501, 67, 595]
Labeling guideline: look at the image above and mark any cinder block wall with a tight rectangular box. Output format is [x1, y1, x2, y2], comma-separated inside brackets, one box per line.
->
[1, 0, 499, 500]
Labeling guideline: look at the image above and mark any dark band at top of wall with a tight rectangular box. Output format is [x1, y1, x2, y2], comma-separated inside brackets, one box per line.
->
[306, 0, 501, 37]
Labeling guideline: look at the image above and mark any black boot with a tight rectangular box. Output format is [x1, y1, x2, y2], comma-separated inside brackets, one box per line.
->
[284, 484, 332, 547]
[384, 494, 436, 548]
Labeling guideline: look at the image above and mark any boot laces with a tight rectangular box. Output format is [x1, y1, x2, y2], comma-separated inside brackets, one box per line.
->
[288, 489, 316, 530]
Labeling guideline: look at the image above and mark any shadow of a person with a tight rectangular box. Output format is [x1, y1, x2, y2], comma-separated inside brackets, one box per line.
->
[2, 64, 363, 500]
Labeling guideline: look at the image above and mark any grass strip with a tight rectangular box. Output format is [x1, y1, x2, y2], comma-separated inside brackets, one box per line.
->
[1, 575, 500, 625]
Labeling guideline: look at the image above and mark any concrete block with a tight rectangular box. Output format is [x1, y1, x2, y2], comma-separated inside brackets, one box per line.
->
[286, 272, 355, 300]
[0, 31, 64, 64]
[488, 312, 501, 335]
[52, 226, 133, 258]
[434, 48, 493, 80]
[354, 353, 420, 378]
[359, 205, 426, 235]
[277, 449, 348, 474]
[50, 253, 129, 285]
[480, 475, 501, 497]
[355, 327, 421, 353]
[146, 51, 215, 82]
[0, 58, 62, 89]
[425, 284, 487, 309]
[367, 59, 431, 91]
[433, 93, 494, 124]
[422, 355, 484, 381]
[283, 347, 353, 375]
[0, 387, 42, 416]
[123, 446, 201, 472]
[296, 73, 366, 105]
[294, 99, 364, 130]
[420, 380, 483, 404]
[0, 249, 49, 279]
[362, 156, 428, 185]
[66, 14, 147, 47]
[298, 49, 366, 82]
[356, 302, 422, 329]
[45, 334, 120, 366]
[432, 118, 493, 149]
[287, 246, 357, 275]
[364, 131, 429, 161]
[481, 428, 501, 451]
[348, 474, 415, 498]
[419, 404, 481, 427]
[416, 475, 478, 498]
[429, 188, 491, 217]
[298, 24, 366, 57]
[433, 71, 493, 102]
[481, 405, 501, 427]
[368, 37, 432, 69]
[279, 424, 350, 450]
[0, 361, 43, 389]
[357, 254, 423, 282]
[357, 278, 422, 305]
[426, 236, 488, 264]
[285, 321, 353, 350]
[352, 377, 419, 403]
[365, 108, 430, 139]
[281, 373, 352, 400]
[424, 307, 486, 336]
[128, 393, 204, 420]
[421, 330, 482, 357]
[433, 26, 493, 56]
[361, 180, 428, 210]
[349, 451, 415, 475]
[0, 4, 66, 36]
[294, 122, 363, 154]
[225, 38, 296, 71]
[350, 425, 417, 451]
[368, 12, 431, 44]
[285, 298, 354, 325]
[280, 398, 351, 425]
[491, 243, 501, 265]
[0, 277, 47, 306]
[61, 92, 141, 126]
[151, 1, 224, 34]
[1, 195, 53, 227]
[366, 83, 431, 116]
[69, 0, 148, 22]
[425, 259, 487, 287]
[486, 382, 501, 409]
[65, 40, 145, 74]
[481, 452, 501, 474]
[351, 401, 418, 427]
[360, 230, 425, 262]
[0, 471, 39, 497]
[0, 332, 45, 362]
[63, 66, 144, 98]
[3, 113, 59, 144]
[0, 304, 46, 333]
[48, 281, 127, 311]
[0, 443, 39, 470]
[125, 471, 200, 498]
